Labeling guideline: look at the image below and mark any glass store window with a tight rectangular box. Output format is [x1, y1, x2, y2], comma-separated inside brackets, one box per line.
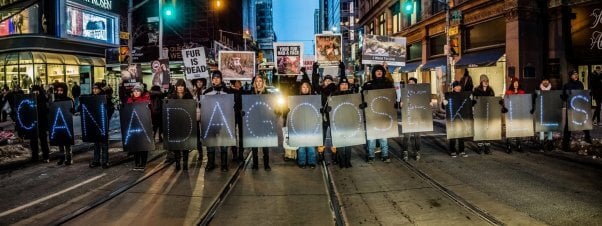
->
[48, 64, 65, 83]
[0, 3, 39, 37]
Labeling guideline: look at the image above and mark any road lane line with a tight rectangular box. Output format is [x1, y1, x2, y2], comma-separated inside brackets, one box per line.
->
[0, 173, 107, 218]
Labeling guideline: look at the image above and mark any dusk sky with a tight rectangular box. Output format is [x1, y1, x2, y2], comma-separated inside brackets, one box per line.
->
[273, 0, 319, 56]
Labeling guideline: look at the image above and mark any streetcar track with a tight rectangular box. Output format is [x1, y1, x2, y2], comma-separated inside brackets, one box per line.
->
[53, 150, 170, 225]
[320, 157, 346, 226]
[390, 138, 505, 226]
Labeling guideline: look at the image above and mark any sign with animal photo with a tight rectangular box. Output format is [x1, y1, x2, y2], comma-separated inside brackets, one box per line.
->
[218, 51, 256, 80]
[315, 34, 343, 67]
[473, 96, 502, 141]
[504, 94, 534, 138]
[49, 101, 75, 146]
[534, 90, 563, 132]
[14, 95, 37, 139]
[287, 95, 323, 147]
[363, 89, 399, 140]
[329, 93, 366, 147]
[162, 99, 198, 150]
[401, 84, 433, 133]
[120, 64, 142, 90]
[120, 103, 155, 151]
[182, 47, 209, 80]
[200, 94, 237, 147]
[362, 35, 407, 66]
[567, 90, 593, 131]
[79, 95, 109, 142]
[242, 95, 279, 148]
[445, 92, 474, 139]
[274, 43, 303, 75]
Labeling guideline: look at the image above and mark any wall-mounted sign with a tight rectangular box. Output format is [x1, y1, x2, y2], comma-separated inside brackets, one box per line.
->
[571, 3, 602, 63]
[65, 3, 119, 45]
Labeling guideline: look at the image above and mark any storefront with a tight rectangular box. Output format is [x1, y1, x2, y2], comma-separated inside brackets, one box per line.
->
[454, 48, 506, 97]
[0, 0, 124, 94]
[570, 1, 602, 89]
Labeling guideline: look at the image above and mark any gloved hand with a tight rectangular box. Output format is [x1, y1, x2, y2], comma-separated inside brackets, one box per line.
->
[241, 111, 246, 117]
[529, 108, 535, 114]
[324, 106, 332, 113]
[501, 107, 508, 113]
[394, 102, 399, 109]
[498, 99, 505, 105]
[359, 103, 367, 109]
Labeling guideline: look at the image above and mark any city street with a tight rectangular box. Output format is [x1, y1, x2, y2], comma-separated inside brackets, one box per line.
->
[0, 123, 599, 225]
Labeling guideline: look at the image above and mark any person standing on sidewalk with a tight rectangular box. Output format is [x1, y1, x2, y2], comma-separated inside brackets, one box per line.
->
[361, 64, 393, 163]
[203, 71, 232, 172]
[229, 79, 244, 163]
[244, 76, 272, 171]
[562, 71, 593, 151]
[590, 66, 602, 126]
[472, 75, 495, 154]
[149, 85, 164, 143]
[295, 81, 318, 169]
[192, 78, 206, 165]
[89, 83, 112, 168]
[503, 78, 526, 153]
[532, 78, 555, 151]
[167, 79, 194, 170]
[53, 83, 75, 165]
[444, 81, 468, 158]
[29, 85, 50, 162]
[331, 78, 354, 168]
[127, 84, 151, 170]
[317, 74, 337, 165]
[402, 77, 425, 159]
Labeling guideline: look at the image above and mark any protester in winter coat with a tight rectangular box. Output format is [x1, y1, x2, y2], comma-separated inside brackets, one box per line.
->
[503, 78, 526, 153]
[460, 70, 474, 93]
[52, 83, 75, 165]
[590, 66, 602, 125]
[192, 78, 206, 164]
[150, 85, 164, 142]
[562, 70, 593, 151]
[318, 75, 337, 164]
[505, 78, 526, 95]
[244, 76, 272, 171]
[30, 85, 50, 162]
[203, 71, 232, 171]
[230, 79, 244, 163]
[402, 77, 424, 160]
[330, 78, 354, 168]
[166, 79, 194, 170]
[127, 84, 151, 170]
[444, 81, 467, 157]
[472, 74, 495, 154]
[532, 78, 554, 151]
[295, 81, 318, 169]
[361, 64, 393, 163]
[89, 83, 111, 168]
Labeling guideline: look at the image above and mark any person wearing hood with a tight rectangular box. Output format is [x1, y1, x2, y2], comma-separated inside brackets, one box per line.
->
[317, 74, 338, 165]
[361, 64, 393, 163]
[52, 83, 75, 165]
[460, 70, 474, 93]
[127, 84, 151, 170]
[561, 70, 592, 151]
[203, 71, 233, 172]
[472, 74, 495, 154]
[311, 62, 321, 92]
[167, 79, 194, 170]
[29, 85, 51, 162]
[244, 75, 273, 171]
[444, 81, 468, 157]
[89, 82, 112, 168]
[401, 77, 424, 160]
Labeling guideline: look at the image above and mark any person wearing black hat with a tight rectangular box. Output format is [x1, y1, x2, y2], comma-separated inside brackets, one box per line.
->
[317, 74, 337, 164]
[203, 70, 233, 171]
[561, 70, 592, 151]
[166, 79, 194, 170]
[401, 77, 423, 160]
[29, 85, 50, 162]
[53, 82, 75, 165]
[329, 77, 355, 168]
[443, 81, 467, 157]
[192, 78, 207, 164]
[361, 64, 394, 163]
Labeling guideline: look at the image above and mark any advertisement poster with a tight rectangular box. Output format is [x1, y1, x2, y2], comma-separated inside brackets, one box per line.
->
[120, 64, 141, 90]
[65, 5, 117, 44]
[315, 34, 343, 67]
[182, 47, 209, 80]
[274, 43, 303, 75]
[362, 35, 407, 66]
[151, 59, 170, 91]
[218, 51, 256, 80]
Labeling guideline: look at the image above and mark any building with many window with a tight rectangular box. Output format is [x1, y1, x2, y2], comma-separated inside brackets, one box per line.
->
[256, 0, 276, 62]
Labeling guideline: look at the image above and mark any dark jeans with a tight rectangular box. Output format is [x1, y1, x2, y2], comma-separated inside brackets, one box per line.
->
[92, 141, 109, 164]
[232, 121, 244, 162]
[196, 121, 203, 162]
[31, 129, 50, 161]
[207, 146, 228, 169]
[403, 133, 422, 153]
[58, 145, 72, 162]
[449, 138, 465, 154]
[133, 151, 148, 167]
[593, 95, 601, 123]
[251, 147, 269, 167]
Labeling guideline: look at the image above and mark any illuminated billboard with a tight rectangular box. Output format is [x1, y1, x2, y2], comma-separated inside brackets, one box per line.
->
[64, 2, 118, 45]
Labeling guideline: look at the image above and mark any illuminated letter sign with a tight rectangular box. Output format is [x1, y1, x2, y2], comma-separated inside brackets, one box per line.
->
[329, 93, 366, 147]
[14, 95, 38, 138]
[162, 99, 198, 150]
[473, 96, 502, 141]
[120, 103, 154, 151]
[568, 90, 593, 131]
[287, 95, 323, 147]
[445, 91, 474, 139]
[401, 84, 433, 133]
[200, 94, 236, 147]
[242, 95, 278, 148]
[504, 94, 534, 138]
[363, 88, 399, 140]
[49, 101, 75, 146]
[534, 90, 562, 132]
[79, 95, 108, 142]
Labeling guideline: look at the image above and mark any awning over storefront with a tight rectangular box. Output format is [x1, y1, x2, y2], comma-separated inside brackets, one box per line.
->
[387, 61, 422, 73]
[455, 48, 505, 68]
[421, 57, 447, 71]
[0, 52, 105, 66]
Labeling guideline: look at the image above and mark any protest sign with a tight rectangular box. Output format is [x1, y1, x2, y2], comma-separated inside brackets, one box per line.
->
[363, 89, 399, 139]
[362, 35, 407, 66]
[534, 90, 563, 132]
[14, 95, 37, 139]
[242, 94, 279, 147]
[200, 94, 237, 147]
[445, 92, 474, 139]
[504, 94, 534, 138]
[162, 99, 198, 150]
[120, 64, 141, 90]
[329, 93, 366, 147]
[401, 84, 433, 133]
[218, 51, 256, 80]
[182, 47, 209, 80]
[49, 101, 75, 146]
[287, 95, 323, 147]
[315, 34, 343, 67]
[79, 95, 109, 142]
[274, 43, 303, 75]
[120, 103, 154, 151]
[473, 96, 502, 141]
[151, 59, 171, 91]
[567, 90, 593, 131]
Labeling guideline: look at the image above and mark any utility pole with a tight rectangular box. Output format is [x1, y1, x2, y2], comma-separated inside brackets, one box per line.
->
[158, 0, 164, 59]
[445, 0, 451, 90]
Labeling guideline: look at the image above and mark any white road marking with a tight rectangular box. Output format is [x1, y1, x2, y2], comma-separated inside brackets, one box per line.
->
[0, 173, 106, 218]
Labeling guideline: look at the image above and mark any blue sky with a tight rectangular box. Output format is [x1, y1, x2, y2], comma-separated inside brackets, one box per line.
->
[272, 0, 319, 56]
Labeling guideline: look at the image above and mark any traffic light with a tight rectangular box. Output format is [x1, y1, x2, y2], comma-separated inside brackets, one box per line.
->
[163, 4, 174, 17]
[403, 0, 414, 14]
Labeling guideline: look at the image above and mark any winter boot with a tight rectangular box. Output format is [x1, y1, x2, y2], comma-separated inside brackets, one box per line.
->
[205, 151, 216, 171]
[221, 151, 228, 172]
[264, 154, 271, 171]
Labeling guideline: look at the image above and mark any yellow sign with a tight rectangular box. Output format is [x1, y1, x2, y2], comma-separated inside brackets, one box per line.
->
[449, 26, 459, 36]
[120, 32, 130, 40]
